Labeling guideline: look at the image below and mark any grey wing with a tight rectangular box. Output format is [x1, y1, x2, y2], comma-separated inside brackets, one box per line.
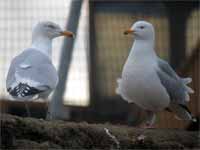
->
[6, 51, 28, 89]
[36, 63, 59, 90]
[156, 58, 193, 105]
[6, 57, 19, 89]
[6, 50, 58, 91]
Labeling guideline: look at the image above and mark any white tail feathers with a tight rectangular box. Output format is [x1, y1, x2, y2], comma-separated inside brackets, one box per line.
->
[185, 92, 190, 102]
[186, 86, 194, 94]
[182, 77, 192, 84]
[192, 117, 197, 122]
[116, 78, 122, 94]
[117, 78, 121, 84]
[182, 77, 194, 102]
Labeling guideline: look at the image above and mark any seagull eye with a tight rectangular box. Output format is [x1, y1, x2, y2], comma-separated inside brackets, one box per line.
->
[140, 26, 144, 29]
[47, 24, 56, 29]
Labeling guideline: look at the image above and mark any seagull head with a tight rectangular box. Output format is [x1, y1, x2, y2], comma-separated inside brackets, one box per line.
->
[32, 21, 75, 40]
[124, 21, 155, 40]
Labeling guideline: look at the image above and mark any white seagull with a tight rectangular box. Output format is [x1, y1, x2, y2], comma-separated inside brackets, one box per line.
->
[6, 21, 74, 115]
[116, 21, 196, 127]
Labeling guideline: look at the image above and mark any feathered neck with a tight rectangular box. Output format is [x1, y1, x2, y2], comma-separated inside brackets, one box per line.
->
[127, 39, 157, 63]
[31, 35, 53, 59]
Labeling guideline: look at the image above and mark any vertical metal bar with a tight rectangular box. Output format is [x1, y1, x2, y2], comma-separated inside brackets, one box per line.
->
[47, 0, 83, 120]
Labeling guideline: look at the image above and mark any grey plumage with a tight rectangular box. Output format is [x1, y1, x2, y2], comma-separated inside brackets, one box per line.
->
[156, 58, 194, 105]
[6, 21, 74, 117]
[156, 58, 195, 121]
[6, 48, 58, 100]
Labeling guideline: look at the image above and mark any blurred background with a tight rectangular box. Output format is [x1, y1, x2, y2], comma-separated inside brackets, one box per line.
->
[0, 0, 199, 129]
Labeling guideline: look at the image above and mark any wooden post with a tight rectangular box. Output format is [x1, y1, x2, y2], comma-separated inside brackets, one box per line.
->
[164, 2, 198, 69]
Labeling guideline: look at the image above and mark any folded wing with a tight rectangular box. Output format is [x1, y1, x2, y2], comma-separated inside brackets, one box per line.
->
[6, 49, 58, 100]
[156, 58, 195, 121]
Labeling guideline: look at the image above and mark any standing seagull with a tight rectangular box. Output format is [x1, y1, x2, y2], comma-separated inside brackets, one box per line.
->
[116, 21, 196, 127]
[6, 21, 74, 116]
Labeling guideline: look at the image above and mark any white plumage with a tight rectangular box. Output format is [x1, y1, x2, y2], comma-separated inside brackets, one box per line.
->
[116, 21, 195, 127]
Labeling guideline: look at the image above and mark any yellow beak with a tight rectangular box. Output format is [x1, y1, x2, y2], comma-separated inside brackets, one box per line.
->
[60, 31, 75, 38]
[124, 29, 134, 35]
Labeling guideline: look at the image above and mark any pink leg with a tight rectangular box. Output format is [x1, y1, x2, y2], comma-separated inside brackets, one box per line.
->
[135, 111, 156, 142]
[138, 111, 156, 128]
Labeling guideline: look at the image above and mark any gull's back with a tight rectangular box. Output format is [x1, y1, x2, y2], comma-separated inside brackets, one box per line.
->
[6, 48, 58, 100]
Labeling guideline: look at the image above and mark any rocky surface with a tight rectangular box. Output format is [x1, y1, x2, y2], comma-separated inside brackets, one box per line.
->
[1, 114, 199, 149]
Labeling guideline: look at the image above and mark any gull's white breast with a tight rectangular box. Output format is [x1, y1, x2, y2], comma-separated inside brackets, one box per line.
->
[118, 60, 170, 111]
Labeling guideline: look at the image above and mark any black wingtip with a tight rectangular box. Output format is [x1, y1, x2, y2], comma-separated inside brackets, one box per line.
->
[179, 104, 197, 122]
[8, 83, 43, 98]
[179, 104, 192, 114]
[7, 88, 11, 92]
